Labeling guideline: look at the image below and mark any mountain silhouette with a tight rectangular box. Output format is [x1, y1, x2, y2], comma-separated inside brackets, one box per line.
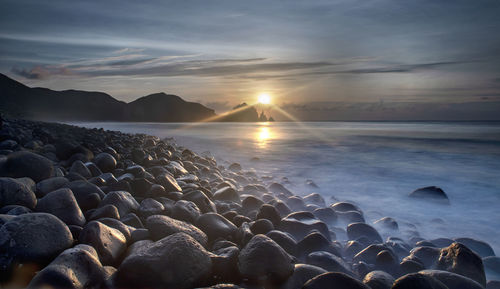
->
[0, 74, 215, 122]
[216, 103, 272, 122]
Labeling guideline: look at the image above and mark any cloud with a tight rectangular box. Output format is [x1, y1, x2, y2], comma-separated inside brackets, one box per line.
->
[11, 66, 50, 79]
[203, 100, 233, 113]
[338, 61, 471, 74]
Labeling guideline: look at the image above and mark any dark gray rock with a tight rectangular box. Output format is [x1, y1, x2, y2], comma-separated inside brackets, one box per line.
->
[88, 204, 120, 220]
[146, 214, 208, 247]
[214, 186, 240, 203]
[79, 221, 126, 266]
[172, 200, 201, 223]
[298, 232, 341, 259]
[256, 204, 281, 226]
[363, 270, 395, 289]
[0, 151, 54, 182]
[99, 191, 139, 217]
[182, 190, 216, 213]
[313, 207, 338, 224]
[138, 198, 165, 218]
[347, 222, 383, 244]
[374, 217, 399, 231]
[436, 242, 486, 287]
[70, 160, 92, 179]
[36, 176, 69, 198]
[250, 218, 274, 235]
[266, 230, 298, 257]
[27, 244, 106, 289]
[35, 187, 86, 226]
[420, 270, 484, 289]
[63, 180, 105, 211]
[454, 238, 495, 258]
[409, 186, 449, 204]
[392, 273, 449, 289]
[0, 177, 37, 209]
[196, 212, 238, 243]
[280, 263, 327, 289]
[155, 173, 182, 192]
[303, 272, 371, 289]
[0, 213, 73, 272]
[238, 234, 294, 284]
[97, 218, 132, 243]
[306, 251, 351, 275]
[93, 153, 117, 173]
[115, 233, 212, 289]
[279, 211, 330, 241]
[211, 245, 241, 284]
[409, 246, 441, 268]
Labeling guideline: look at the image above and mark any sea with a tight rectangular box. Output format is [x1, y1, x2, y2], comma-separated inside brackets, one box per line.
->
[71, 121, 500, 255]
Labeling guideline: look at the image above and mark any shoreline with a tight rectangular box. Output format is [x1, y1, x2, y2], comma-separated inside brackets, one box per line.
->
[0, 118, 498, 288]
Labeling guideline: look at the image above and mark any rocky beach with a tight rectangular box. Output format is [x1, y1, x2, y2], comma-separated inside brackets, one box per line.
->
[0, 118, 499, 289]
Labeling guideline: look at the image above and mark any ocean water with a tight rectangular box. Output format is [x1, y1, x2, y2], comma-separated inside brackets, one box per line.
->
[72, 121, 500, 254]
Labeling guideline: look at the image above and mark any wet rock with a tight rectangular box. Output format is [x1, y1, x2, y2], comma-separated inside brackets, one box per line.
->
[88, 204, 120, 220]
[36, 177, 69, 198]
[363, 270, 395, 289]
[392, 273, 449, 289]
[196, 212, 238, 243]
[268, 183, 293, 196]
[306, 251, 351, 275]
[313, 207, 337, 224]
[182, 190, 216, 213]
[331, 202, 361, 213]
[155, 173, 182, 192]
[409, 246, 441, 268]
[0, 213, 73, 273]
[64, 180, 105, 211]
[97, 218, 132, 243]
[454, 238, 495, 258]
[99, 191, 139, 217]
[298, 232, 341, 258]
[266, 230, 298, 257]
[79, 221, 126, 266]
[347, 222, 383, 244]
[0, 177, 37, 209]
[115, 233, 212, 289]
[172, 200, 201, 223]
[409, 186, 449, 204]
[121, 213, 144, 228]
[280, 263, 327, 289]
[436, 242, 486, 287]
[0, 151, 54, 182]
[27, 244, 106, 289]
[138, 198, 165, 218]
[241, 196, 264, 215]
[286, 196, 307, 211]
[400, 259, 425, 275]
[302, 272, 370, 289]
[337, 210, 365, 224]
[374, 217, 399, 231]
[238, 234, 294, 284]
[483, 256, 500, 278]
[420, 270, 484, 289]
[211, 245, 241, 284]
[254, 204, 280, 227]
[228, 163, 242, 172]
[279, 211, 330, 241]
[146, 214, 208, 247]
[353, 244, 392, 265]
[70, 160, 92, 179]
[35, 188, 86, 226]
[214, 186, 240, 203]
[250, 219, 274, 235]
[344, 240, 365, 260]
[93, 153, 117, 173]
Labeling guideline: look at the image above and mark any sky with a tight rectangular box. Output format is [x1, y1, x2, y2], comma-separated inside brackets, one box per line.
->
[1, 0, 500, 120]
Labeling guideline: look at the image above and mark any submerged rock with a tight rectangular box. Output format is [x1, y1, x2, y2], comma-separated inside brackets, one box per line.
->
[409, 186, 449, 204]
[302, 272, 370, 289]
[436, 242, 486, 287]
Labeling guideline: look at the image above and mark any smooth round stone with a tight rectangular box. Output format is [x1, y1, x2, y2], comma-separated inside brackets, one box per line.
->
[196, 213, 238, 243]
[146, 214, 208, 247]
[35, 187, 86, 226]
[362, 270, 395, 289]
[93, 152, 117, 173]
[280, 263, 327, 289]
[63, 180, 105, 211]
[256, 204, 281, 226]
[250, 219, 274, 235]
[409, 186, 449, 204]
[238, 234, 294, 284]
[313, 207, 338, 224]
[35, 177, 69, 198]
[89, 204, 120, 220]
[155, 173, 182, 192]
[374, 217, 399, 231]
[0, 177, 37, 209]
[115, 233, 212, 289]
[99, 191, 139, 217]
[420, 270, 484, 289]
[266, 230, 298, 257]
[69, 160, 92, 179]
[347, 223, 383, 244]
[79, 221, 126, 266]
[214, 186, 240, 203]
[330, 202, 361, 213]
[0, 151, 54, 182]
[0, 213, 73, 269]
[182, 190, 216, 213]
[306, 251, 351, 275]
[436, 242, 486, 287]
[454, 237, 495, 258]
[172, 200, 201, 223]
[303, 272, 370, 289]
[392, 273, 449, 289]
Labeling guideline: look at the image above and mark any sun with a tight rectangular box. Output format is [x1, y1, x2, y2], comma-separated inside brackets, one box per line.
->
[258, 93, 271, 104]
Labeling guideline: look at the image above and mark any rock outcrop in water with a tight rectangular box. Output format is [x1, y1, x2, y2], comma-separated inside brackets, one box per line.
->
[0, 118, 497, 288]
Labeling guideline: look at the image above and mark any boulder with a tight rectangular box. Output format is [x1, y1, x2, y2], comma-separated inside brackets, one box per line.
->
[238, 234, 294, 284]
[36, 177, 69, 197]
[250, 219, 274, 235]
[182, 190, 216, 213]
[454, 238, 495, 258]
[28, 244, 106, 289]
[302, 272, 370, 289]
[306, 251, 351, 275]
[146, 215, 208, 247]
[79, 221, 126, 266]
[266, 230, 298, 257]
[0, 151, 54, 182]
[347, 222, 383, 244]
[63, 181, 105, 211]
[409, 186, 449, 204]
[196, 213, 238, 243]
[155, 173, 182, 192]
[114, 233, 212, 289]
[172, 200, 201, 223]
[35, 188, 86, 226]
[420, 270, 484, 289]
[256, 204, 281, 226]
[88, 204, 120, 220]
[69, 160, 92, 179]
[279, 211, 330, 241]
[93, 153, 117, 173]
[0, 177, 37, 209]
[0, 213, 73, 273]
[392, 273, 449, 289]
[436, 242, 486, 287]
[298, 232, 341, 258]
[363, 270, 395, 289]
[280, 264, 327, 289]
[214, 187, 240, 203]
[99, 191, 139, 217]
